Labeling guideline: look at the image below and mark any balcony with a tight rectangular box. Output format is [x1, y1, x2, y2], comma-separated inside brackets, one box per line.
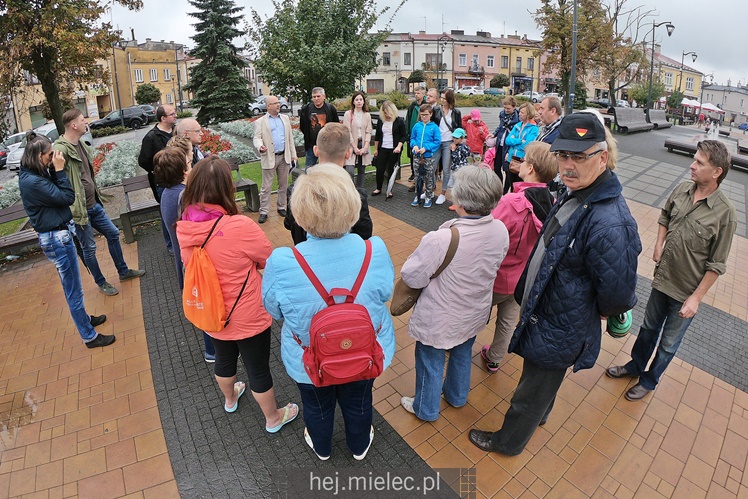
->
[468, 64, 485, 76]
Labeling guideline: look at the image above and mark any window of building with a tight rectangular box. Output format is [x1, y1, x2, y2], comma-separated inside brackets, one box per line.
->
[164, 68, 171, 81]
[487, 55, 494, 68]
[404, 52, 411, 66]
[723, 95, 728, 104]
[686, 77, 694, 91]
[501, 56, 508, 69]
[382, 52, 391, 66]
[593, 69, 599, 77]
[515, 57, 522, 73]
[472, 55, 479, 66]
[741, 99, 744, 108]
[527, 58, 534, 72]
[166, 93, 173, 104]
[664, 72, 673, 86]
[134, 69, 144, 83]
[425, 53, 441, 70]
[459, 54, 467, 66]
[150, 68, 158, 82]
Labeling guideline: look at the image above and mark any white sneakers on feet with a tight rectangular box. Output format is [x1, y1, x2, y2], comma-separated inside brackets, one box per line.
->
[304, 427, 330, 460]
[420, 192, 426, 200]
[353, 426, 374, 460]
[435, 194, 446, 205]
[401, 396, 415, 414]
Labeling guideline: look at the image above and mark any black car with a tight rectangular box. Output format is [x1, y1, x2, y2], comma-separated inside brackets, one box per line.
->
[139, 105, 157, 122]
[90, 106, 148, 129]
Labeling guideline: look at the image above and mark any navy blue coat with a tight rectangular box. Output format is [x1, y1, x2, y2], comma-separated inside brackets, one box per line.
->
[18, 167, 75, 233]
[509, 171, 641, 371]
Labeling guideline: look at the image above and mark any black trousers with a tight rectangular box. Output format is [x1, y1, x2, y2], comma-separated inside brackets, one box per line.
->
[375, 147, 398, 191]
[490, 358, 566, 455]
[211, 327, 274, 393]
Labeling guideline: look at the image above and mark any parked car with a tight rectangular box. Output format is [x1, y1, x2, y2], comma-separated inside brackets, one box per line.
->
[738, 122, 748, 131]
[248, 96, 290, 115]
[544, 92, 564, 104]
[138, 105, 157, 122]
[456, 86, 484, 96]
[520, 91, 544, 103]
[483, 87, 506, 96]
[6, 122, 93, 171]
[3, 132, 26, 154]
[89, 106, 148, 130]
[0, 146, 8, 169]
[616, 100, 630, 108]
[591, 98, 612, 107]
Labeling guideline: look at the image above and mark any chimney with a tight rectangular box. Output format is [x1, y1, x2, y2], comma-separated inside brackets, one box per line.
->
[451, 30, 464, 35]
[654, 44, 661, 55]
[146, 38, 151, 43]
[419, 30, 425, 35]
[476, 31, 491, 38]
[130, 28, 135, 41]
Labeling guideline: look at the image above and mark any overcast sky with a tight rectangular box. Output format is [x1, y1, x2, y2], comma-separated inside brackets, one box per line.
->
[111, 0, 747, 91]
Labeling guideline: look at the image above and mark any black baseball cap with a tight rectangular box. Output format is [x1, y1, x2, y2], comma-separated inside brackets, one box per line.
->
[549, 113, 607, 153]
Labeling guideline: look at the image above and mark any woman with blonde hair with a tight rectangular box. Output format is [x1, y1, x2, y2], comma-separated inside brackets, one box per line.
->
[343, 91, 373, 188]
[371, 100, 407, 198]
[503, 102, 539, 193]
[263, 164, 396, 460]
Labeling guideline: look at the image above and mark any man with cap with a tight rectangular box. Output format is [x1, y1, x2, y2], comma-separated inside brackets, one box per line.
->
[607, 140, 736, 401]
[468, 112, 641, 456]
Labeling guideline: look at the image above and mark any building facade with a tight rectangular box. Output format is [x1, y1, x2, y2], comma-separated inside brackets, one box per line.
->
[701, 83, 748, 126]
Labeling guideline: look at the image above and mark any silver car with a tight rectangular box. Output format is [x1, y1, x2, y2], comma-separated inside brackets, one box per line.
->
[248, 95, 290, 115]
[7, 122, 93, 171]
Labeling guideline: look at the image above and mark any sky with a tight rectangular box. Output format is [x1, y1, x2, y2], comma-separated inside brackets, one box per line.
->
[111, 0, 748, 90]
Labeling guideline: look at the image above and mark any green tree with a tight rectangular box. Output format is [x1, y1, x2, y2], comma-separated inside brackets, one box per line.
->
[248, 0, 404, 103]
[628, 81, 664, 106]
[135, 83, 162, 105]
[408, 69, 425, 83]
[667, 90, 684, 112]
[572, 80, 588, 109]
[490, 74, 510, 88]
[186, 0, 253, 124]
[0, 0, 142, 134]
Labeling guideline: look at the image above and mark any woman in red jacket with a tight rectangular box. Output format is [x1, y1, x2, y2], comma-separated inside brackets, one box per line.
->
[177, 156, 297, 432]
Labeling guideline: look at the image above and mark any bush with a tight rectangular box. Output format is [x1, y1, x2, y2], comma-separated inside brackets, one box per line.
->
[177, 110, 193, 118]
[218, 119, 256, 139]
[91, 126, 129, 138]
[0, 178, 20, 209]
[95, 141, 142, 187]
[211, 129, 259, 164]
[454, 94, 502, 107]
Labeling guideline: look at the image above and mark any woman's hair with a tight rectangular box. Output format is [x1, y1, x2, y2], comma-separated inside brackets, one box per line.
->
[291, 163, 361, 238]
[380, 100, 397, 121]
[580, 109, 617, 170]
[523, 142, 557, 183]
[181, 156, 238, 215]
[166, 135, 193, 159]
[350, 91, 369, 112]
[154, 148, 190, 187]
[503, 96, 517, 107]
[451, 164, 503, 216]
[21, 131, 52, 176]
[519, 102, 536, 121]
[441, 89, 455, 110]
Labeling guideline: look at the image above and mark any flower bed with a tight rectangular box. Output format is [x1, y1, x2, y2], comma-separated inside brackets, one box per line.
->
[0, 178, 20, 210]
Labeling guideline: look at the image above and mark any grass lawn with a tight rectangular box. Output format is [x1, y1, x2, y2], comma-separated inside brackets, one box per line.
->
[0, 218, 25, 237]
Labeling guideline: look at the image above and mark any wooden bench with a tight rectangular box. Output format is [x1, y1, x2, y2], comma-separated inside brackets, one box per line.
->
[646, 109, 673, 130]
[226, 157, 260, 212]
[120, 175, 161, 244]
[738, 140, 748, 155]
[719, 129, 730, 137]
[611, 107, 654, 134]
[732, 155, 748, 173]
[664, 139, 748, 173]
[0, 203, 38, 255]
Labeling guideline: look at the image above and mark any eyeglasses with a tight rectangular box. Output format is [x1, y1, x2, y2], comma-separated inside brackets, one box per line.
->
[553, 149, 604, 163]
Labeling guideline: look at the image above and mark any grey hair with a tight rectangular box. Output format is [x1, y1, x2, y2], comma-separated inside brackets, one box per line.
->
[451, 165, 503, 216]
[312, 87, 325, 96]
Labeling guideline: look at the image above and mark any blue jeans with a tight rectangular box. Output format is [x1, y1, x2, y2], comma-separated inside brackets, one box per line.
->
[413, 337, 476, 421]
[625, 288, 694, 390]
[38, 225, 97, 342]
[305, 148, 318, 168]
[438, 140, 452, 190]
[297, 379, 374, 457]
[75, 203, 129, 287]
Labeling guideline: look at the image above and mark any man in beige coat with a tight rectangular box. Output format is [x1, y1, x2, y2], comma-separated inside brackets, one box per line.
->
[252, 95, 297, 223]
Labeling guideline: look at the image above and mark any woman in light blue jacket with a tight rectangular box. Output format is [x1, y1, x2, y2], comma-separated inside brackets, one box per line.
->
[503, 102, 539, 193]
[263, 164, 395, 462]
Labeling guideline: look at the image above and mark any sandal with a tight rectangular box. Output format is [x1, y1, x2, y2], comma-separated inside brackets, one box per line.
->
[224, 381, 246, 413]
[266, 403, 299, 433]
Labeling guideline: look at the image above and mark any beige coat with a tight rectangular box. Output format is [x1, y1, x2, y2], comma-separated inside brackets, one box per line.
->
[343, 110, 373, 167]
[252, 113, 297, 170]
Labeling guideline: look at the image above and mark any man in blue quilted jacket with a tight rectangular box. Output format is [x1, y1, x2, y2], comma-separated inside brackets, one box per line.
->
[469, 113, 642, 456]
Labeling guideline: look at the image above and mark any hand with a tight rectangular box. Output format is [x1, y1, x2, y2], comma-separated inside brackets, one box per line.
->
[373, 150, 378, 157]
[393, 147, 401, 154]
[419, 147, 426, 154]
[450, 144, 457, 151]
[679, 295, 700, 318]
[51, 150, 65, 172]
[259, 145, 267, 153]
[653, 245, 663, 263]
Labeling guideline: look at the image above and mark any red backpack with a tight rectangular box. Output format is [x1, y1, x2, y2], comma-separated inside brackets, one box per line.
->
[292, 240, 384, 387]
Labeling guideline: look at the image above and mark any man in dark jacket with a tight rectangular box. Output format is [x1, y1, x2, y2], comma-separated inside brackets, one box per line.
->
[285, 123, 372, 244]
[469, 113, 642, 456]
[299, 87, 339, 168]
[138, 104, 176, 252]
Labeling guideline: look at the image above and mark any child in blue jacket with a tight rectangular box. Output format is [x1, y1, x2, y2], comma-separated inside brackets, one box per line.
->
[409, 104, 442, 208]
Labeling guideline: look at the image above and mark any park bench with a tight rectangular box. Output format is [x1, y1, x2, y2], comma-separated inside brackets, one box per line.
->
[719, 129, 730, 137]
[646, 109, 673, 130]
[664, 139, 748, 173]
[737, 140, 748, 155]
[226, 157, 260, 212]
[0, 202, 37, 255]
[611, 107, 654, 134]
[733, 155, 748, 173]
[120, 175, 161, 244]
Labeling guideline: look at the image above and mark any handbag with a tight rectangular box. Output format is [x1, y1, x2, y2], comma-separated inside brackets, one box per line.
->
[509, 155, 523, 174]
[390, 227, 460, 316]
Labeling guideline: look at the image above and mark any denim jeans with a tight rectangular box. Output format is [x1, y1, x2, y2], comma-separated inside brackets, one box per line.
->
[625, 288, 695, 390]
[305, 148, 318, 168]
[297, 379, 374, 457]
[438, 141, 452, 191]
[413, 337, 476, 421]
[75, 203, 129, 287]
[38, 226, 97, 343]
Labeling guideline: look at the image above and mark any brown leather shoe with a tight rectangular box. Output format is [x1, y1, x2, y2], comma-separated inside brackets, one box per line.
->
[625, 383, 651, 401]
[606, 365, 634, 378]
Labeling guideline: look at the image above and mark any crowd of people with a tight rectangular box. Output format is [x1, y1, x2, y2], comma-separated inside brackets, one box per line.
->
[16, 84, 736, 462]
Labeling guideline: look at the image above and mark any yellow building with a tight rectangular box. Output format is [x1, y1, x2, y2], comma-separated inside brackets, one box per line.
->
[648, 45, 702, 99]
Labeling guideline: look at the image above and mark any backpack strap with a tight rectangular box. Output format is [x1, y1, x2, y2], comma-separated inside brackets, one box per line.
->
[201, 216, 223, 248]
[224, 267, 251, 328]
[292, 239, 373, 306]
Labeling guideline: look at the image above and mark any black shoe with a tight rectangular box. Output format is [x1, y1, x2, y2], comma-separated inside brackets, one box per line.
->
[606, 365, 635, 379]
[408, 174, 415, 182]
[371, 190, 381, 196]
[258, 214, 268, 224]
[89, 315, 107, 327]
[278, 209, 287, 217]
[468, 429, 494, 452]
[86, 334, 116, 348]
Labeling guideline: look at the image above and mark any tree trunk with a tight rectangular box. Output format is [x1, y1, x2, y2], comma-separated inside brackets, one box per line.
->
[609, 79, 617, 104]
[33, 51, 64, 135]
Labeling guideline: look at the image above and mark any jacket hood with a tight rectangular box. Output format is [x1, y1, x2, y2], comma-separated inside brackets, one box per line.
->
[519, 184, 554, 224]
[176, 204, 228, 247]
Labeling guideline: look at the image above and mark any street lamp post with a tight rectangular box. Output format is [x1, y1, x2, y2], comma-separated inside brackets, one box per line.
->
[437, 35, 450, 91]
[646, 20, 675, 111]
[395, 62, 399, 92]
[678, 51, 698, 94]
[697, 73, 714, 118]
[111, 39, 127, 127]
[567, 0, 578, 115]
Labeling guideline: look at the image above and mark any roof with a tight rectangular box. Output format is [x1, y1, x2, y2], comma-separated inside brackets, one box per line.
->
[646, 49, 701, 74]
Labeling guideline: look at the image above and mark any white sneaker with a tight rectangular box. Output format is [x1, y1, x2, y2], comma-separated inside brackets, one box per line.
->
[401, 396, 416, 414]
[435, 194, 446, 205]
[420, 192, 426, 200]
[353, 426, 374, 460]
[304, 427, 330, 460]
